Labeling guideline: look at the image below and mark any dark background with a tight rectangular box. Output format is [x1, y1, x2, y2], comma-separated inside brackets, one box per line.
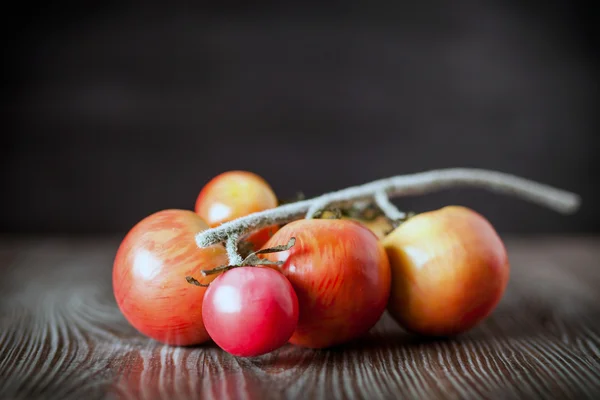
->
[2, 1, 598, 235]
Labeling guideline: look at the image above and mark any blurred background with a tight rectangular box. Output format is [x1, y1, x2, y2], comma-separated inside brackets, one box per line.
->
[2, 1, 598, 236]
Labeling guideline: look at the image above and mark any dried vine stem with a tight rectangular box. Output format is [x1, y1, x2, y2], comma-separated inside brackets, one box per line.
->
[196, 168, 581, 262]
[225, 234, 243, 266]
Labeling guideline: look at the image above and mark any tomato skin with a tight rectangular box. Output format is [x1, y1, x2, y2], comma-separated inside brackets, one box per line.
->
[343, 215, 393, 240]
[113, 209, 229, 346]
[260, 219, 391, 349]
[382, 206, 510, 336]
[195, 171, 279, 251]
[202, 267, 299, 357]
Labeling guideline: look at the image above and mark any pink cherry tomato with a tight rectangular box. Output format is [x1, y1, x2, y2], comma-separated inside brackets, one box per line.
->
[202, 267, 299, 357]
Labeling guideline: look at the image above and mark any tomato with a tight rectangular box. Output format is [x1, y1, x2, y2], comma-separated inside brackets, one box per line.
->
[343, 215, 393, 240]
[113, 209, 229, 346]
[259, 219, 391, 348]
[195, 170, 279, 251]
[382, 206, 510, 336]
[202, 267, 299, 357]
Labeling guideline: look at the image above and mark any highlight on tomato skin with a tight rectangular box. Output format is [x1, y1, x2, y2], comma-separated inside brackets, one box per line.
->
[195, 170, 279, 251]
[112, 209, 229, 346]
[202, 267, 299, 357]
[382, 205, 510, 337]
[259, 218, 392, 349]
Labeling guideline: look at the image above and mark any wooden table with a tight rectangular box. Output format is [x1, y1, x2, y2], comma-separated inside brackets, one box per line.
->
[1, 237, 599, 399]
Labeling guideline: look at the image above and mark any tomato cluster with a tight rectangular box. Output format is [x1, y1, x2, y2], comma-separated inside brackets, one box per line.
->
[113, 171, 510, 356]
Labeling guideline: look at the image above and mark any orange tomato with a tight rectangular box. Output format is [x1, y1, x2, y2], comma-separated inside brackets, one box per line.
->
[344, 215, 393, 240]
[113, 210, 228, 345]
[195, 171, 279, 251]
[382, 206, 510, 336]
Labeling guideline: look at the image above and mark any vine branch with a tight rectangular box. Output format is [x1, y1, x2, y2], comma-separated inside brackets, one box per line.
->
[196, 168, 581, 262]
[373, 190, 406, 222]
[225, 234, 243, 266]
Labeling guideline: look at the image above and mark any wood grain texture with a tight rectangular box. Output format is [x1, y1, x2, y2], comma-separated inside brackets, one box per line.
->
[0, 237, 599, 400]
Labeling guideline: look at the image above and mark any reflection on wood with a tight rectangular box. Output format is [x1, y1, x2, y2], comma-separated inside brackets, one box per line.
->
[1, 237, 599, 399]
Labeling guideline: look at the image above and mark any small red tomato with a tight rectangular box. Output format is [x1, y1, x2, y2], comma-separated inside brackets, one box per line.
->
[202, 267, 299, 357]
[382, 206, 510, 336]
[259, 219, 391, 349]
[113, 209, 229, 346]
[195, 170, 279, 251]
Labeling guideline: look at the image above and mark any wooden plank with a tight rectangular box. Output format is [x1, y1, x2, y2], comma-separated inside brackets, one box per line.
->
[0, 237, 599, 399]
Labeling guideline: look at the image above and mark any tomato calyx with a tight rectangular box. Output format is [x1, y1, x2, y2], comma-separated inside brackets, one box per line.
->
[311, 207, 343, 220]
[185, 237, 296, 287]
[342, 202, 383, 221]
[312, 202, 415, 230]
[185, 276, 209, 287]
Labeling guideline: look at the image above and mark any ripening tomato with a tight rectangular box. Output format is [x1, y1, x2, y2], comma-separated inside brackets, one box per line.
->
[259, 219, 391, 349]
[202, 267, 299, 357]
[195, 170, 279, 251]
[113, 209, 229, 346]
[382, 206, 510, 336]
[343, 215, 393, 240]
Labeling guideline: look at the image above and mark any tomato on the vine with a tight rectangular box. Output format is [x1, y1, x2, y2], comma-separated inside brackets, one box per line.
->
[113, 209, 228, 346]
[195, 170, 279, 251]
[259, 219, 391, 348]
[382, 206, 510, 336]
[202, 266, 299, 357]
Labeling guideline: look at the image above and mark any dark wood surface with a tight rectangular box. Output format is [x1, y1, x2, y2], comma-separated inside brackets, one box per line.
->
[0, 236, 599, 399]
